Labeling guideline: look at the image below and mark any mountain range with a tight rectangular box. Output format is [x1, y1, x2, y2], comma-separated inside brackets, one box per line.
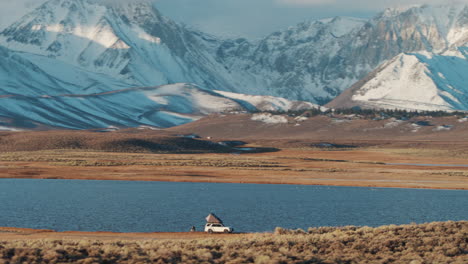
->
[1, 0, 468, 130]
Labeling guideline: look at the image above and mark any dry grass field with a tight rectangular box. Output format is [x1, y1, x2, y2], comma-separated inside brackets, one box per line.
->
[1, 146, 468, 189]
[0, 221, 466, 263]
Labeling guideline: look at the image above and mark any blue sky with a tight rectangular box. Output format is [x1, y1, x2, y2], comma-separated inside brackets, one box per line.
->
[0, 0, 465, 37]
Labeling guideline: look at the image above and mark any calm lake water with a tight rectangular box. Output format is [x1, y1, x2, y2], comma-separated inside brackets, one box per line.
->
[0, 179, 467, 233]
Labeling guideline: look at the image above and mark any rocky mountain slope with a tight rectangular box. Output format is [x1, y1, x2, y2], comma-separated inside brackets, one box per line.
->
[0, 82, 318, 130]
[215, 4, 468, 105]
[327, 5, 468, 111]
[327, 50, 468, 111]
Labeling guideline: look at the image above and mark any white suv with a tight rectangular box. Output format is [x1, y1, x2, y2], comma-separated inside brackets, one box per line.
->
[204, 223, 234, 233]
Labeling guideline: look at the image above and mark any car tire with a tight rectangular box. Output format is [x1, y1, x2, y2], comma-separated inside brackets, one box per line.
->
[208, 229, 213, 234]
[224, 229, 229, 233]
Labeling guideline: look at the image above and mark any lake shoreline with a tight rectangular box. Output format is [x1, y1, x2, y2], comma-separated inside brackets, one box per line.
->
[0, 221, 466, 241]
[1, 177, 467, 191]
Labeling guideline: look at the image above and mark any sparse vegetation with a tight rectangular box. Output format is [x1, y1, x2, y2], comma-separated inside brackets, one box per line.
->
[0, 221, 466, 263]
[378, 148, 468, 159]
[264, 107, 467, 120]
[0, 150, 282, 168]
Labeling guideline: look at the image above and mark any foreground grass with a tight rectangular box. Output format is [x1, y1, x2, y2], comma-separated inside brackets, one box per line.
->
[0, 221, 466, 263]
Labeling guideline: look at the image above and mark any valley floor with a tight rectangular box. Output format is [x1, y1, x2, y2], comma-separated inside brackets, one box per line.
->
[1, 143, 468, 190]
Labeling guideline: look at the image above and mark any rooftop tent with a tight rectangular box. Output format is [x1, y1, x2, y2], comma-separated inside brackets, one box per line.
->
[206, 213, 223, 224]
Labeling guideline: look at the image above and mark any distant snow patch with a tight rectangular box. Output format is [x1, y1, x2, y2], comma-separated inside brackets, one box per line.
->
[294, 116, 308, 122]
[99, 126, 119, 132]
[177, 134, 201, 139]
[137, 29, 162, 44]
[384, 118, 405, 128]
[138, 125, 160, 130]
[459, 117, 468, 123]
[433, 125, 453, 131]
[411, 123, 421, 133]
[251, 113, 288, 124]
[0, 126, 21, 131]
[331, 118, 351, 124]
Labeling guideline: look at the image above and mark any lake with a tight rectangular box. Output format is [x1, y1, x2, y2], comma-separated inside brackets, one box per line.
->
[0, 179, 466, 233]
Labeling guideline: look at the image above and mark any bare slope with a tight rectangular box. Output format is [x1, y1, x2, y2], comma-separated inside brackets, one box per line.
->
[169, 114, 468, 144]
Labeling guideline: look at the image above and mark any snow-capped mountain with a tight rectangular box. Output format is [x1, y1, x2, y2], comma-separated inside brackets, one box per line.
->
[215, 17, 367, 103]
[327, 49, 468, 111]
[0, 81, 319, 130]
[215, 4, 468, 104]
[9, 0, 468, 104]
[0, 0, 236, 93]
[325, 5, 468, 111]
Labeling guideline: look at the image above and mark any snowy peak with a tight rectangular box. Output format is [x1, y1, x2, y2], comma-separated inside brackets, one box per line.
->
[373, 4, 468, 50]
[0, 0, 231, 91]
[1, 0, 126, 61]
[325, 4, 468, 111]
[279, 16, 366, 42]
[327, 51, 468, 111]
[0, 0, 165, 51]
[319, 16, 367, 38]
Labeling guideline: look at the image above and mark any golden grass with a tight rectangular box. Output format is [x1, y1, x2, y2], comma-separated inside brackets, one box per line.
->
[375, 148, 468, 160]
[0, 150, 282, 168]
[0, 221, 466, 263]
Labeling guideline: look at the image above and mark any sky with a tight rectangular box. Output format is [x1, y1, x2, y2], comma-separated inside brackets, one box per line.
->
[0, 0, 466, 38]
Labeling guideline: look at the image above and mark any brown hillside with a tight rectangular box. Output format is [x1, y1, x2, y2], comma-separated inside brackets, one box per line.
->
[169, 114, 468, 148]
[0, 130, 230, 153]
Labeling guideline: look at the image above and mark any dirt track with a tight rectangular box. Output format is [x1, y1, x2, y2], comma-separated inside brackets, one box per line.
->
[0, 227, 245, 241]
